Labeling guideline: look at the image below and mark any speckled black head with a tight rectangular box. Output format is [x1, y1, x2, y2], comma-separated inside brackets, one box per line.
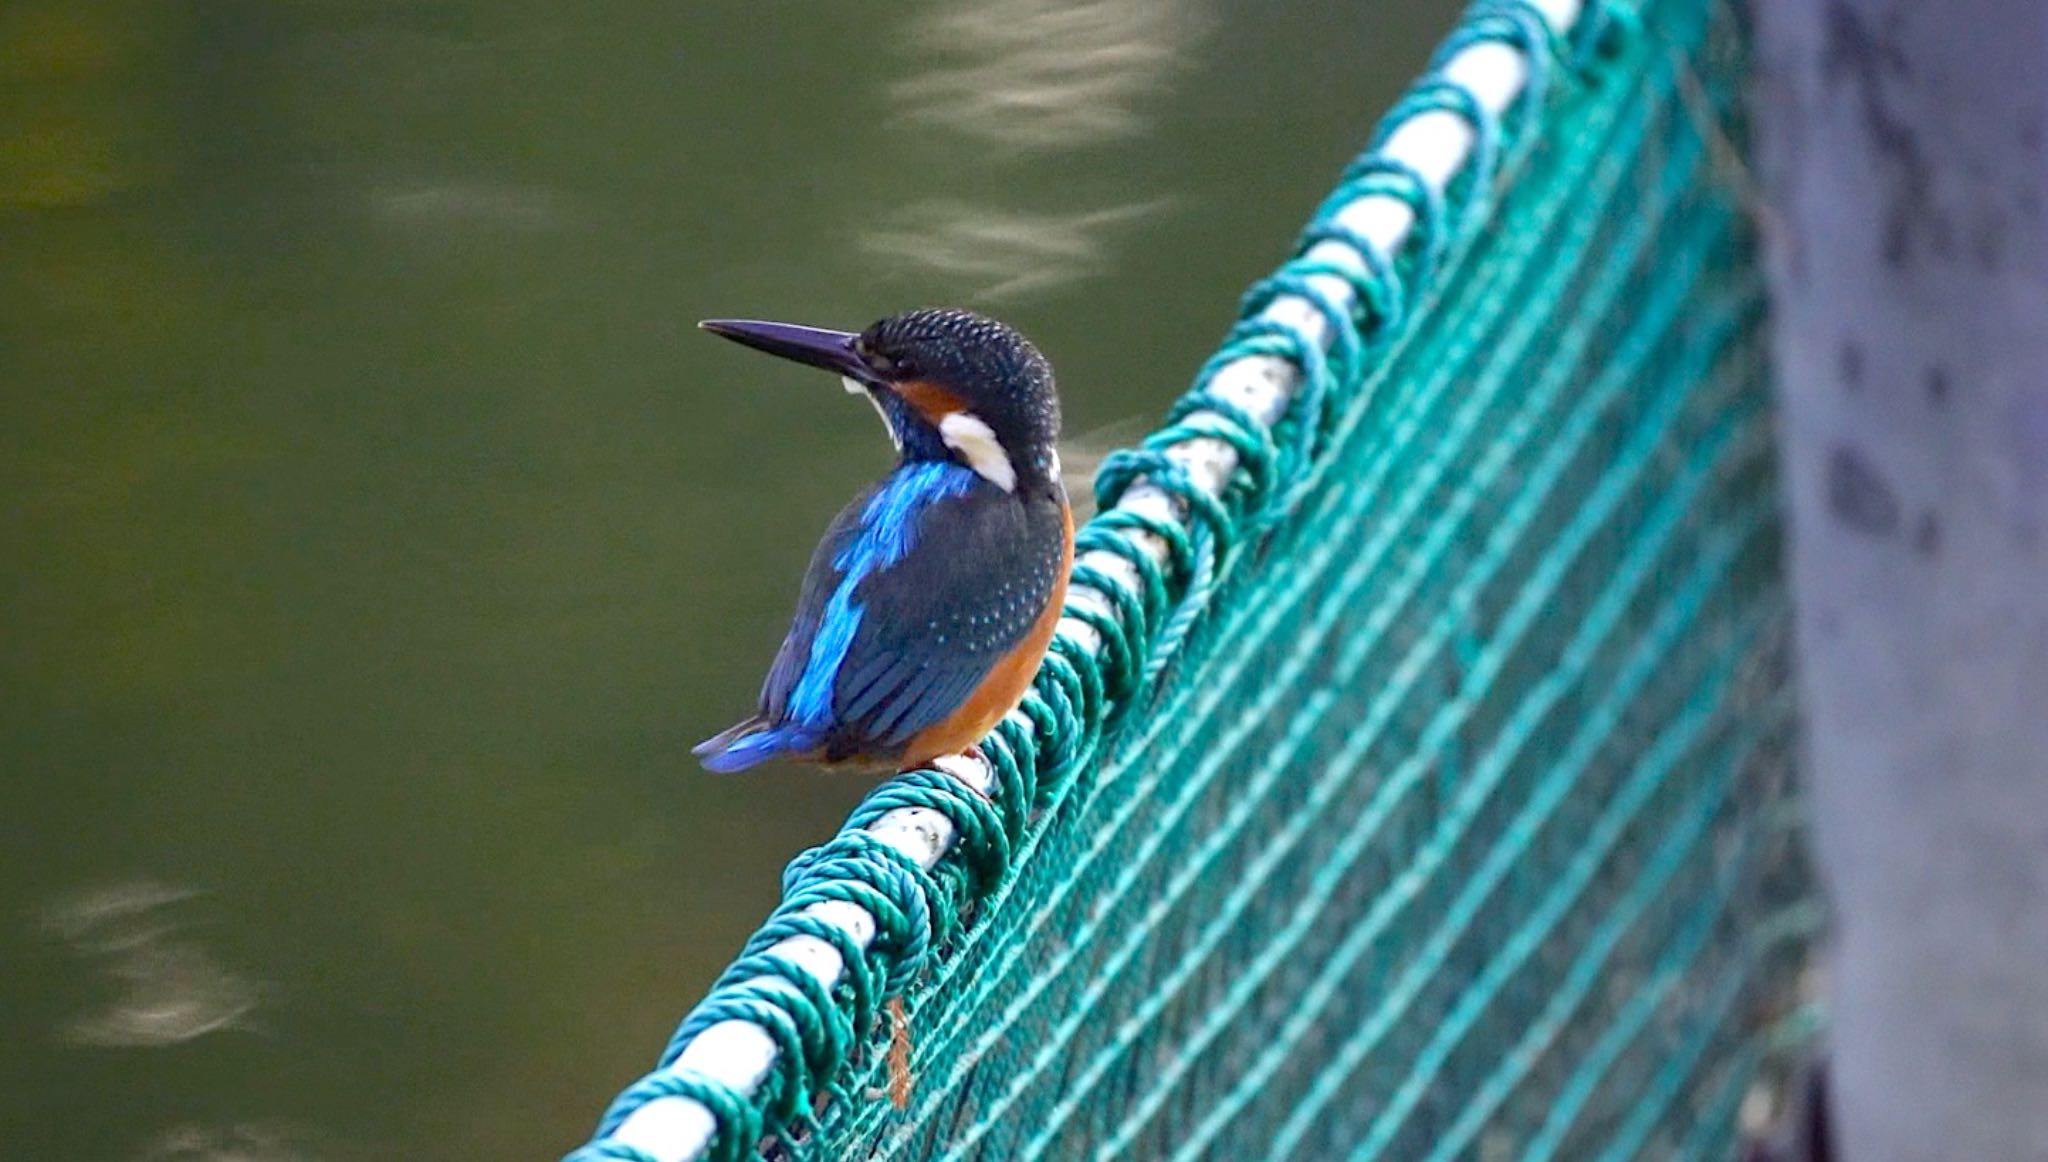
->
[855, 308, 1059, 474]
[700, 308, 1062, 495]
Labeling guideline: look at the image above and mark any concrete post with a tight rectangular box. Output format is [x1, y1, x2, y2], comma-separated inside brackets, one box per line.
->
[1751, 2, 2048, 1159]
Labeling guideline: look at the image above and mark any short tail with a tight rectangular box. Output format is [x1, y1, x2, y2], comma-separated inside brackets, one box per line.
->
[693, 716, 818, 774]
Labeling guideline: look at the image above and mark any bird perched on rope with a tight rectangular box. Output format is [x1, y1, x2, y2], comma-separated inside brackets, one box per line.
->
[693, 308, 1073, 774]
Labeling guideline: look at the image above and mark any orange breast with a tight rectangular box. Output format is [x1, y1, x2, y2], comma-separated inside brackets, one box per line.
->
[899, 502, 1074, 770]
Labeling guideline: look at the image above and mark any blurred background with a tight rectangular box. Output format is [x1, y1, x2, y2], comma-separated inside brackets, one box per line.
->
[0, 1, 1458, 1157]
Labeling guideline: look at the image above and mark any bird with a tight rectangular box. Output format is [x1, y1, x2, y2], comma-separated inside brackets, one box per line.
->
[692, 307, 1073, 774]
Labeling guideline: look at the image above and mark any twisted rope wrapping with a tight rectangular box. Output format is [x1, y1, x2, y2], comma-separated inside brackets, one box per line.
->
[567, 4, 1625, 1159]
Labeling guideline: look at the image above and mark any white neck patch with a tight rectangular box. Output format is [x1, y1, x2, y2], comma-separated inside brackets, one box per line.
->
[845, 376, 901, 450]
[939, 411, 1016, 492]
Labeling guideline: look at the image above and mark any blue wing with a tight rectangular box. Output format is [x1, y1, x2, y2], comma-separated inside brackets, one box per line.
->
[695, 461, 1068, 771]
[820, 471, 1069, 758]
[693, 478, 875, 772]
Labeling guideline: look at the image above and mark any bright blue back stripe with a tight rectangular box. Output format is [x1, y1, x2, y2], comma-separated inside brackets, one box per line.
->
[786, 462, 980, 729]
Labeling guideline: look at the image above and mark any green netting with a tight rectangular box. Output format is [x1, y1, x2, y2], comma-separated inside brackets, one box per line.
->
[571, 0, 1817, 1158]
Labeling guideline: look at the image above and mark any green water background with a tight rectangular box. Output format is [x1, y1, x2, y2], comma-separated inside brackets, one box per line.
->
[0, 2, 1454, 1156]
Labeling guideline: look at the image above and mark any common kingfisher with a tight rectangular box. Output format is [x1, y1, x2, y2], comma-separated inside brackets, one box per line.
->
[693, 308, 1073, 774]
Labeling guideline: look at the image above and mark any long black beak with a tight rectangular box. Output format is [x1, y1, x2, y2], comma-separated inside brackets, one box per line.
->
[698, 319, 876, 385]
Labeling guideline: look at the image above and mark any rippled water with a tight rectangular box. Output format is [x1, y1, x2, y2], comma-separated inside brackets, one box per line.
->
[0, 1, 1454, 1156]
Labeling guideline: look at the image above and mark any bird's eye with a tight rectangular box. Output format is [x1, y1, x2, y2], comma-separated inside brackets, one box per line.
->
[855, 341, 897, 378]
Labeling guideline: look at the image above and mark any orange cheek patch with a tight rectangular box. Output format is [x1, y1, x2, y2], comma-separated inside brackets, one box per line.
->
[895, 379, 967, 425]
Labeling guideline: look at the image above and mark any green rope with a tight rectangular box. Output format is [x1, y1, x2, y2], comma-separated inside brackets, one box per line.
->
[566, 0, 1812, 1157]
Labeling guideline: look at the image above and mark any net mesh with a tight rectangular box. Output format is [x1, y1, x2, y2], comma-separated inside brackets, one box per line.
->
[573, 0, 1818, 1157]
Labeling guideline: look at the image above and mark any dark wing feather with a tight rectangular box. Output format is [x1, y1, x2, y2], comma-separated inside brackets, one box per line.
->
[837, 649, 916, 724]
[824, 484, 1069, 755]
